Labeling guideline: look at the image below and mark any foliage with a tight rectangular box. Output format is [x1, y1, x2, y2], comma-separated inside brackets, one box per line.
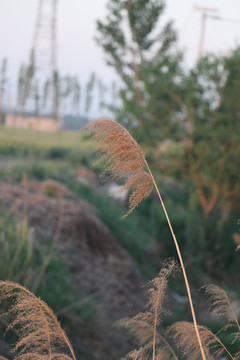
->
[0, 120, 239, 358]
[85, 118, 206, 357]
[96, 0, 182, 146]
[122, 262, 240, 360]
[0, 58, 8, 123]
[0, 212, 36, 286]
[0, 127, 94, 164]
[69, 181, 156, 278]
[153, 50, 240, 274]
[97, 0, 240, 275]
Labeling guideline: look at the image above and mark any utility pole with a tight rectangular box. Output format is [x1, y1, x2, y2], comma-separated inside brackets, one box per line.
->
[194, 6, 218, 59]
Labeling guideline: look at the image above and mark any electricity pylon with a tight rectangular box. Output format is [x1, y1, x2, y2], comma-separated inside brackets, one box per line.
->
[22, 0, 58, 117]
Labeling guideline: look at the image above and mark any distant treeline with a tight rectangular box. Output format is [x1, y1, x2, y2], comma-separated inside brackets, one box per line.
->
[0, 56, 119, 121]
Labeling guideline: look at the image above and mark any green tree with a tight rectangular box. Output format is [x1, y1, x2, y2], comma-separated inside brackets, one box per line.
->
[84, 72, 96, 117]
[17, 50, 36, 113]
[33, 79, 40, 115]
[97, 1, 240, 276]
[96, 0, 182, 147]
[0, 58, 8, 123]
[156, 50, 240, 273]
[52, 72, 81, 120]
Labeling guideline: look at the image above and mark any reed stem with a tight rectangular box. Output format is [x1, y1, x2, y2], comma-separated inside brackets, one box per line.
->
[145, 160, 206, 360]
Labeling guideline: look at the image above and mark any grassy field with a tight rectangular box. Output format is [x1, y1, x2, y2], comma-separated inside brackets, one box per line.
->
[0, 126, 239, 359]
[0, 126, 94, 164]
[0, 126, 158, 278]
[0, 126, 92, 150]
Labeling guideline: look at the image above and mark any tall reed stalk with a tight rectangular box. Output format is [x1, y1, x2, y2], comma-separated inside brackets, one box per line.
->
[145, 161, 206, 360]
[84, 118, 206, 360]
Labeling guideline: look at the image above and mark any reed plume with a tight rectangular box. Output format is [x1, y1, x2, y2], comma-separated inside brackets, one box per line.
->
[0, 281, 76, 360]
[203, 284, 240, 348]
[203, 285, 240, 328]
[120, 260, 178, 360]
[146, 260, 177, 360]
[84, 118, 206, 359]
[169, 321, 235, 360]
[123, 348, 171, 360]
[123, 348, 146, 360]
[84, 119, 153, 217]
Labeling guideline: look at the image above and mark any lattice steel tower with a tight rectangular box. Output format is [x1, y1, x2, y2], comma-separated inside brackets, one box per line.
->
[23, 0, 58, 117]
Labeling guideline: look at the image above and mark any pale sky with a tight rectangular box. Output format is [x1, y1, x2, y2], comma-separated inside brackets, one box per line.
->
[0, 0, 240, 113]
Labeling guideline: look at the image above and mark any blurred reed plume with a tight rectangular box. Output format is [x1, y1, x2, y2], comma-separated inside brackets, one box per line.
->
[204, 284, 240, 355]
[204, 285, 240, 330]
[169, 284, 240, 359]
[0, 281, 76, 360]
[120, 265, 240, 359]
[84, 118, 206, 359]
[120, 259, 178, 360]
[169, 321, 234, 360]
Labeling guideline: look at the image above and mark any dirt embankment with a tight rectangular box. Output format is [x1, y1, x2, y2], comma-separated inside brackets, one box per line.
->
[0, 180, 146, 359]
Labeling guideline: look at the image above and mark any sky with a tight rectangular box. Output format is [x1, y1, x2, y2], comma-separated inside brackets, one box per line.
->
[0, 0, 240, 113]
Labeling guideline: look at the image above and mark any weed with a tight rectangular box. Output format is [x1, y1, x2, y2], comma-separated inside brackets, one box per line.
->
[84, 119, 206, 359]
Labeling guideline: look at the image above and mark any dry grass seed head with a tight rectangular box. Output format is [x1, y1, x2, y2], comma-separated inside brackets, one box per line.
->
[120, 260, 178, 359]
[0, 281, 76, 360]
[203, 284, 237, 321]
[122, 347, 147, 360]
[122, 259, 177, 333]
[120, 317, 155, 348]
[203, 284, 240, 347]
[120, 317, 177, 358]
[169, 321, 221, 360]
[155, 348, 173, 360]
[147, 259, 177, 326]
[84, 119, 153, 216]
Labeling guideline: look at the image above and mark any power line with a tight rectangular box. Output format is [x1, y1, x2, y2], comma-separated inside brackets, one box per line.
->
[206, 15, 240, 25]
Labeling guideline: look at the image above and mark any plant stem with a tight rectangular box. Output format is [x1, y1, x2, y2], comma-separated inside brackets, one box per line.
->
[203, 326, 234, 360]
[145, 161, 206, 360]
[153, 287, 161, 360]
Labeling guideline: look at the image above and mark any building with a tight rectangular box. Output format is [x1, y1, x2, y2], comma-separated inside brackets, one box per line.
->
[4, 113, 59, 132]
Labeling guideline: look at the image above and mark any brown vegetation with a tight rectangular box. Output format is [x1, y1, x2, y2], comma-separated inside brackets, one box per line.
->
[84, 119, 153, 217]
[0, 281, 76, 360]
[84, 118, 206, 359]
[0, 119, 239, 359]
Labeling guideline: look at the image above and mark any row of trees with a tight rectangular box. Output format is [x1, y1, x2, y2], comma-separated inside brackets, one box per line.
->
[0, 56, 118, 120]
[96, 0, 240, 277]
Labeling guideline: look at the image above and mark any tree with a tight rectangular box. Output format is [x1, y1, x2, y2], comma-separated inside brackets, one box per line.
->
[52, 72, 81, 118]
[155, 50, 240, 273]
[160, 51, 240, 218]
[96, 0, 182, 147]
[0, 58, 8, 123]
[17, 51, 36, 113]
[84, 72, 96, 117]
[97, 1, 240, 276]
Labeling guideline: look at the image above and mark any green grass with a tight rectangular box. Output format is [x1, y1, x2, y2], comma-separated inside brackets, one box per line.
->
[0, 210, 97, 322]
[0, 127, 159, 277]
[0, 126, 94, 165]
[68, 181, 158, 278]
[0, 126, 91, 151]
